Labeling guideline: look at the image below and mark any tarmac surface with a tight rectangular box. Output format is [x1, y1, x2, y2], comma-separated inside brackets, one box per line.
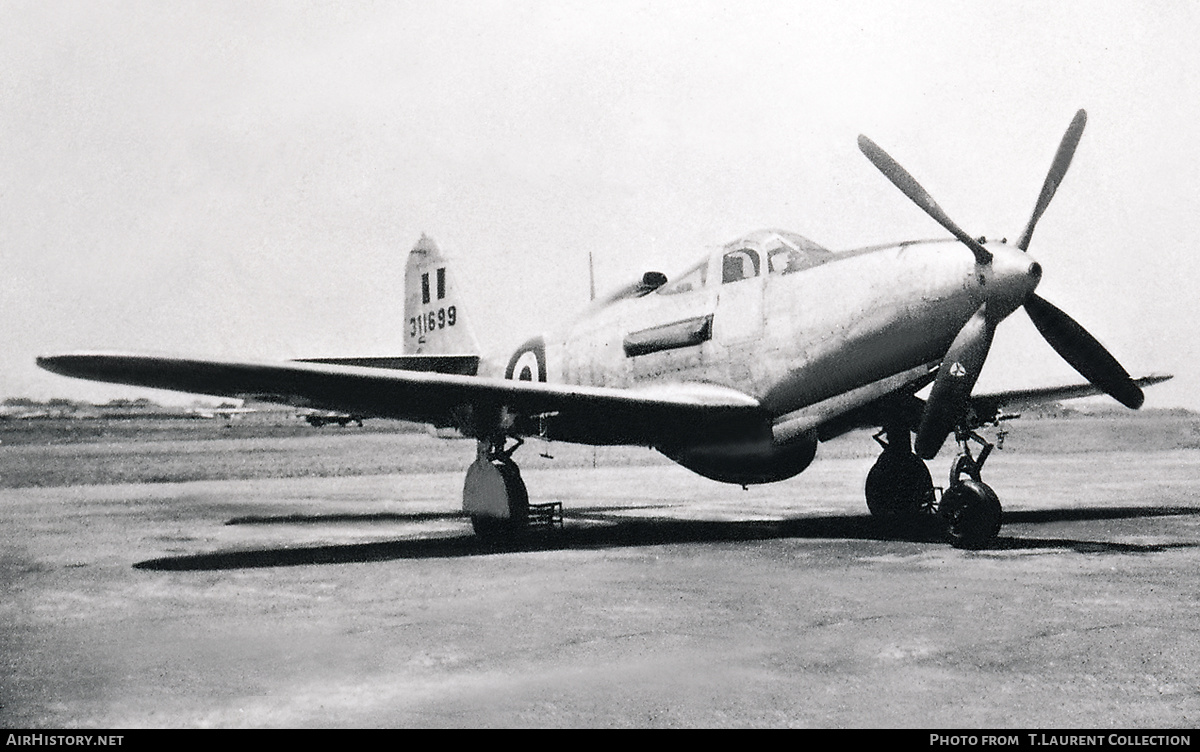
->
[2, 446, 1200, 728]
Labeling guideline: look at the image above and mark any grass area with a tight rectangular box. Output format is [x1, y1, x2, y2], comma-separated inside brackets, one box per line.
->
[0, 411, 1196, 489]
[0, 416, 665, 488]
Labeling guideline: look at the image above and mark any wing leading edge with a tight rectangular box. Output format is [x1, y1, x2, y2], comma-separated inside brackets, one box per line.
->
[36, 352, 764, 447]
[791, 371, 1173, 442]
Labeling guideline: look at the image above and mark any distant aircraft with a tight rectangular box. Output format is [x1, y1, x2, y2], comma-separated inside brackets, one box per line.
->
[188, 405, 255, 420]
[300, 409, 364, 428]
[39, 110, 1169, 548]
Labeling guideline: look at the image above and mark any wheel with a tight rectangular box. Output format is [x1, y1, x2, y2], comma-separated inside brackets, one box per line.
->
[940, 479, 1002, 549]
[468, 459, 529, 541]
[865, 450, 935, 517]
[493, 459, 529, 524]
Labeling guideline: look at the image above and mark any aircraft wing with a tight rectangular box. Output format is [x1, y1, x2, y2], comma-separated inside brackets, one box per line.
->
[790, 371, 1172, 442]
[36, 352, 764, 446]
[969, 374, 1173, 420]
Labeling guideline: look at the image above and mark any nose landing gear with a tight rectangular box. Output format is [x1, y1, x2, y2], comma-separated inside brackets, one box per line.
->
[940, 429, 1002, 549]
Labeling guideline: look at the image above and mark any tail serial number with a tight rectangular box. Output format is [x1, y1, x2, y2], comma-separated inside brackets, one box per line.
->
[410, 306, 457, 337]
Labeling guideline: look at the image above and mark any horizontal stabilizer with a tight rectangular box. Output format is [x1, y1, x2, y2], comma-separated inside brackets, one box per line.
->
[294, 354, 479, 376]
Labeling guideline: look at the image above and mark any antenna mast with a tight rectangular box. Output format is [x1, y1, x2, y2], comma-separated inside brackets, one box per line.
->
[588, 252, 596, 301]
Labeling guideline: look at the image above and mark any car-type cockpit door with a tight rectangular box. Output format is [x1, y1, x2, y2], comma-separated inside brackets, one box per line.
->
[712, 244, 765, 345]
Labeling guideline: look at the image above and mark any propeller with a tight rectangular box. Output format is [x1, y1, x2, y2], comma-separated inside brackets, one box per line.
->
[1023, 293, 1143, 409]
[858, 109, 1145, 457]
[857, 135, 992, 265]
[914, 305, 995, 459]
[1016, 109, 1087, 251]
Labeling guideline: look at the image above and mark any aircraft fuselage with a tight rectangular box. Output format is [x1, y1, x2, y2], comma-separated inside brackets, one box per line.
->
[496, 231, 1042, 484]
[541, 234, 1041, 418]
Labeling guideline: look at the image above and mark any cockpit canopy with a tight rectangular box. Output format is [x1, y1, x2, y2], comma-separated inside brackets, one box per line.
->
[660, 229, 833, 295]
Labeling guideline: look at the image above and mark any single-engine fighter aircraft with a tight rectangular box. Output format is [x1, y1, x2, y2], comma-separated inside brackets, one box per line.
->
[39, 111, 1170, 548]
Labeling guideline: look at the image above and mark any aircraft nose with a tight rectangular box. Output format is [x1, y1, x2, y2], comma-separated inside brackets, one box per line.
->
[985, 246, 1043, 313]
[1010, 255, 1043, 303]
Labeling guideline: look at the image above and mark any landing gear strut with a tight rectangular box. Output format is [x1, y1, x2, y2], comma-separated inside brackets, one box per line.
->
[939, 428, 1002, 549]
[463, 436, 528, 540]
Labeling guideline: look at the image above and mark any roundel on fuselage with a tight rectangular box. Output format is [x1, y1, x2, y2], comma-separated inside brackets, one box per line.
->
[505, 337, 547, 382]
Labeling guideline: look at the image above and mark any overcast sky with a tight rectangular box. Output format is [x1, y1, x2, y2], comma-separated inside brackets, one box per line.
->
[3, 0, 1197, 408]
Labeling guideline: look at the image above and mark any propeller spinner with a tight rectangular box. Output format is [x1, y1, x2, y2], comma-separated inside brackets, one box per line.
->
[859, 109, 1144, 458]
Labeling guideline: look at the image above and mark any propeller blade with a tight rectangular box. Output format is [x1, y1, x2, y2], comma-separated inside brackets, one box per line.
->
[915, 305, 996, 459]
[1024, 293, 1144, 408]
[1016, 109, 1087, 251]
[858, 135, 992, 265]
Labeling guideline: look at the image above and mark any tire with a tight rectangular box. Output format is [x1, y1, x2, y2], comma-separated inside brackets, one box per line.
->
[470, 459, 529, 541]
[865, 450, 935, 517]
[940, 479, 1002, 549]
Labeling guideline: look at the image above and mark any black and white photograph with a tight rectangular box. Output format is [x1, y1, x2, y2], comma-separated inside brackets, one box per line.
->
[2, 0, 1198, 730]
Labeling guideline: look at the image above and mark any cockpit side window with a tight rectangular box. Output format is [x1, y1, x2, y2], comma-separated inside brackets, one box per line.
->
[766, 235, 832, 275]
[659, 260, 708, 295]
[768, 247, 807, 274]
[722, 248, 760, 283]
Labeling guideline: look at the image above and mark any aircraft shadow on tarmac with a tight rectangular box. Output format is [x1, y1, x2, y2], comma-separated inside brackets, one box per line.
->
[132, 505, 1200, 571]
[225, 511, 466, 525]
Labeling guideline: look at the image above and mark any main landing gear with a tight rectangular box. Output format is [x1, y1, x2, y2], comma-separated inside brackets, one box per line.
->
[463, 436, 529, 540]
[865, 425, 1003, 549]
[865, 428, 935, 518]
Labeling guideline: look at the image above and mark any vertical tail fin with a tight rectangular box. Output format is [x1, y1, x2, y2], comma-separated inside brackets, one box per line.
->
[404, 235, 480, 356]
